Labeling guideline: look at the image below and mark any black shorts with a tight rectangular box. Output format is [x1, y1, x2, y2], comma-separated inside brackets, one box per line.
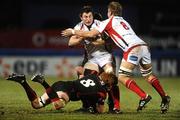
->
[51, 81, 80, 101]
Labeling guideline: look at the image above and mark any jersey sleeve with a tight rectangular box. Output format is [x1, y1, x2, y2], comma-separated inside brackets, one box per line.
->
[74, 22, 82, 30]
[96, 18, 111, 33]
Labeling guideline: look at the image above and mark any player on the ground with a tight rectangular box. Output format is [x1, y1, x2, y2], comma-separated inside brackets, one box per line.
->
[6, 72, 116, 113]
[62, 1, 170, 113]
[68, 6, 121, 113]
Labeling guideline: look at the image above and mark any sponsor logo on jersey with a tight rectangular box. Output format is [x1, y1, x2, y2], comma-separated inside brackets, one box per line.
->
[129, 56, 138, 61]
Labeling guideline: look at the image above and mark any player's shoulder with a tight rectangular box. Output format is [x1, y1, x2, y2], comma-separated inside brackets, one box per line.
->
[74, 21, 84, 30]
[79, 74, 99, 80]
[94, 19, 101, 23]
[113, 16, 125, 22]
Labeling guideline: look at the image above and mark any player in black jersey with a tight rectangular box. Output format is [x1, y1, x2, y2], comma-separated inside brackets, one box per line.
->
[6, 72, 116, 113]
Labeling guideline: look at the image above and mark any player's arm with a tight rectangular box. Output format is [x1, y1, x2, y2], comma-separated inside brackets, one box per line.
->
[68, 35, 84, 47]
[62, 28, 100, 38]
[91, 37, 105, 46]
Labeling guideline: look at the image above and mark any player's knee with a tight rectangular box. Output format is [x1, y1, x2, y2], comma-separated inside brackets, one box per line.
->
[75, 66, 84, 75]
[104, 67, 114, 74]
[140, 67, 152, 80]
[31, 97, 46, 109]
[31, 98, 42, 109]
[118, 66, 132, 79]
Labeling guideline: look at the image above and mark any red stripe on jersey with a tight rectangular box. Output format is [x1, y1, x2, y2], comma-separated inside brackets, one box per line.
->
[105, 17, 128, 49]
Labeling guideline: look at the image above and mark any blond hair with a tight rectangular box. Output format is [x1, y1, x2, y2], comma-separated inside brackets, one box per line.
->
[108, 1, 122, 16]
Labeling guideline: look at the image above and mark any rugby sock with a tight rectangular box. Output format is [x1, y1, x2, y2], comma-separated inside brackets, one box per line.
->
[21, 81, 37, 101]
[111, 85, 120, 110]
[108, 91, 114, 110]
[45, 87, 59, 102]
[39, 80, 59, 102]
[41, 81, 50, 89]
[149, 77, 166, 98]
[125, 79, 147, 99]
[40, 81, 59, 101]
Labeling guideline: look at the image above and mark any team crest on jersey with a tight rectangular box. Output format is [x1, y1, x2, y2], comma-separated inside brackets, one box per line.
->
[129, 55, 138, 61]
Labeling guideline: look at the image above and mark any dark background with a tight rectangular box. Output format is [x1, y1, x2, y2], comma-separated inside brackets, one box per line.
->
[0, 0, 180, 77]
[0, 0, 179, 37]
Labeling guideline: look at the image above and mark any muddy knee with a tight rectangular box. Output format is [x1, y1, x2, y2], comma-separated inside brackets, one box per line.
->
[31, 97, 45, 109]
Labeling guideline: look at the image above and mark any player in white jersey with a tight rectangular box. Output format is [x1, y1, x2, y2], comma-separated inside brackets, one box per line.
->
[69, 8, 113, 75]
[68, 6, 121, 114]
[62, 1, 170, 113]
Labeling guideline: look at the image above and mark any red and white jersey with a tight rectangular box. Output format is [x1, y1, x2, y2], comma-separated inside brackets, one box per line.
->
[97, 16, 146, 52]
[74, 20, 110, 59]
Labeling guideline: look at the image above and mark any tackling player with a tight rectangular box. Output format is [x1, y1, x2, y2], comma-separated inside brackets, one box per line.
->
[62, 1, 171, 113]
[68, 6, 121, 113]
[6, 72, 116, 114]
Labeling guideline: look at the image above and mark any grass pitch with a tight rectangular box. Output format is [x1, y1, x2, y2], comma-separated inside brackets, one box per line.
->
[0, 76, 180, 120]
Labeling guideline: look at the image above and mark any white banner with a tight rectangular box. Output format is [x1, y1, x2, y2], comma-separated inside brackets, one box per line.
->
[0, 56, 82, 78]
[0, 56, 178, 77]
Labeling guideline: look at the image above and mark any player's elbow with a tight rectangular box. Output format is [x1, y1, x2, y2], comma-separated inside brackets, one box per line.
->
[68, 42, 74, 47]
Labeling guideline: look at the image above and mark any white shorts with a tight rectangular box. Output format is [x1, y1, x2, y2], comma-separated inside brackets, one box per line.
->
[123, 45, 151, 65]
[88, 52, 112, 68]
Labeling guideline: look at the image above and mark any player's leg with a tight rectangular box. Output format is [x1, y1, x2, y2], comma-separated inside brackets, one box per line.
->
[6, 73, 38, 104]
[83, 62, 99, 75]
[139, 46, 170, 113]
[103, 63, 121, 114]
[118, 60, 151, 111]
[31, 74, 66, 110]
[140, 63, 170, 113]
[75, 66, 84, 79]
[31, 91, 68, 110]
[95, 52, 121, 113]
[31, 93, 50, 109]
[119, 46, 152, 111]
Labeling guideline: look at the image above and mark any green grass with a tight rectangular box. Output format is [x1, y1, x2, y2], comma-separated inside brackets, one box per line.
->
[0, 76, 180, 120]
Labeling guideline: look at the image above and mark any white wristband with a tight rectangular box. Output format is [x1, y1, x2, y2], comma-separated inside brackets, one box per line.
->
[71, 29, 75, 35]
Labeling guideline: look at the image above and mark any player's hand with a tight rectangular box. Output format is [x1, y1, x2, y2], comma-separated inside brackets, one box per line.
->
[61, 28, 74, 37]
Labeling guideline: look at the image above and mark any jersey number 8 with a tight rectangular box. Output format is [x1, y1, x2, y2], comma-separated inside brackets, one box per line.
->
[80, 79, 96, 87]
[120, 21, 129, 30]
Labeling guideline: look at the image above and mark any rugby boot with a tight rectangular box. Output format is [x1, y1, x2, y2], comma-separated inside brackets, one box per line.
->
[31, 74, 45, 84]
[6, 73, 26, 83]
[137, 95, 152, 111]
[161, 95, 171, 114]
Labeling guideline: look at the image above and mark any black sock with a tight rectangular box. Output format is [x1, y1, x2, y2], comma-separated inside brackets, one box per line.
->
[41, 81, 50, 89]
[39, 80, 59, 101]
[46, 87, 59, 102]
[108, 91, 114, 110]
[21, 81, 37, 101]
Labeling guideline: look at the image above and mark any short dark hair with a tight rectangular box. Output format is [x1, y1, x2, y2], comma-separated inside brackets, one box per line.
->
[79, 5, 94, 17]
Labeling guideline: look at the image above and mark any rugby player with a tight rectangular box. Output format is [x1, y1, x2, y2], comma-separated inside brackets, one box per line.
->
[6, 72, 116, 114]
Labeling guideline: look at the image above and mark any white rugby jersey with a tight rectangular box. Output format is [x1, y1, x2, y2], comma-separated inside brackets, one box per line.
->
[96, 16, 146, 52]
[74, 19, 110, 59]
